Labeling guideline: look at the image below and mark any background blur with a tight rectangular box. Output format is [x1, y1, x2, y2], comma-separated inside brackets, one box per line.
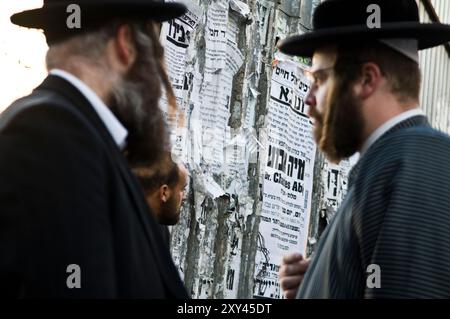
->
[0, 0, 46, 112]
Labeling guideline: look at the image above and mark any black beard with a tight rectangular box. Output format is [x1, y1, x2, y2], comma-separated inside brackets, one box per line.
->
[312, 76, 365, 164]
[159, 195, 181, 225]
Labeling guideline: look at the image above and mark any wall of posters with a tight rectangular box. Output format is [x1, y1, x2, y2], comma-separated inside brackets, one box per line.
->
[253, 55, 316, 299]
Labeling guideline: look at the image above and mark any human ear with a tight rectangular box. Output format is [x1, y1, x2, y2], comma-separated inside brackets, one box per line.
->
[114, 24, 137, 70]
[160, 185, 172, 203]
[358, 62, 382, 99]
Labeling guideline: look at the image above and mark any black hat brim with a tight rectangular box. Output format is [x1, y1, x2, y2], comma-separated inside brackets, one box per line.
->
[10, 1, 187, 30]
[279, 22, 450, 57]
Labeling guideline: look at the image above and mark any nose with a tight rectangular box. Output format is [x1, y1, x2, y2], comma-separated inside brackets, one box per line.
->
[305, 86, 317, 115]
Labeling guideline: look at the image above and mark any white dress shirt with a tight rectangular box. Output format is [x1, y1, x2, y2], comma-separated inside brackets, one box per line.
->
[360, 108, 425, 155]
[49, 69, 128, 150]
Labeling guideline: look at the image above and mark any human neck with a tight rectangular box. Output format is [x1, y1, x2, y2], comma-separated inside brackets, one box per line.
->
[359, 94, 419, 154]
[361, 93, 418, 146]
[57, 61, 115, 105]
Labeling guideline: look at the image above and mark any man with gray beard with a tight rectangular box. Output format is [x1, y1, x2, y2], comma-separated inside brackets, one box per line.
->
[0, 0, 188, 298]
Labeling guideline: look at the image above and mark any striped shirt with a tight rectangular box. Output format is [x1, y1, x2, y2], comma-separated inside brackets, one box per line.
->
[297, 115, 450, 298]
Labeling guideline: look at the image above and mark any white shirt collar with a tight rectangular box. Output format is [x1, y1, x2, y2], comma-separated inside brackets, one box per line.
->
[49, 69, 128, 150]
[360, 108, 425, 155]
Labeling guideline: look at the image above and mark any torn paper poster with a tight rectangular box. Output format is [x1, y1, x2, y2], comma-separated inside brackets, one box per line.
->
[253, 57, 316, 299]
[223, 129, 249, 179]
[230, 0, 251, 20]
[160, 0, 202, 101]
[192, 10, 244, 174]
[159, 0, 203, 161]
[204, 175, 226, 199]
[321, 153, 359, 223]
[223, 127, 263, 180]
[254, 0, 273, 48]
[222, 209, 245, 298]
[243, 86, 259, 130]
[205, 0, 229, 71]
[190, 111, 204, 168]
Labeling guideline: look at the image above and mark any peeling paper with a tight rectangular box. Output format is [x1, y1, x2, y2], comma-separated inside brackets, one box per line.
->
[242, 198, 255, 221]
[205, 0, 229, 71]
[243, 86, 259, 129]
[193, 6, 244, 174]
[159, 0, 203, 161]
[230, 0, 251, 20]
[190, 116, 203, 168]
[321, 152, 360, 221]
[167, 0, 312, 299]
[308, 237, 317, 246]
[204, 175, 226, 199]
[226, 179, 244, 195]
[255, 0, 273, 47]
[250, 87, 260, 98]
[223, 129, 247, 177]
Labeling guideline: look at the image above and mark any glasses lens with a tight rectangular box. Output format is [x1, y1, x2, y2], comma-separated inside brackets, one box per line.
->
[304, 70, 316, 84]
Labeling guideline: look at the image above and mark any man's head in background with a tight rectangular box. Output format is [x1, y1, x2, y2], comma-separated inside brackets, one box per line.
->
[132, 153, 189, 225]
[11, 0, 185, 164]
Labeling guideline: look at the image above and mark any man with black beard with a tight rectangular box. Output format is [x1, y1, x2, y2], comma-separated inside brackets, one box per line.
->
[0, 0, 188, 298]
[132, 154, 188, 247]
[278, 0, 450, 298]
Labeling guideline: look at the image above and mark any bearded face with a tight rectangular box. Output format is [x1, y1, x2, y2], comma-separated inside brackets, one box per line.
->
[158, 163, 188, 225]
[158, 192, 182, 225]
[312, 72, 365, 163]
[306, 48, 365, 164]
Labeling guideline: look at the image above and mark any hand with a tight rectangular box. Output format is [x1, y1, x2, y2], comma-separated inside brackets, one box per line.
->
[279, 253, 311, 299]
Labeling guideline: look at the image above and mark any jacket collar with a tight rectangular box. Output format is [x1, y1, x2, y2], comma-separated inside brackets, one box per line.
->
[49, 69, 128, 150]
[360, 108, 425, 156]
[349, 114, 429, 187]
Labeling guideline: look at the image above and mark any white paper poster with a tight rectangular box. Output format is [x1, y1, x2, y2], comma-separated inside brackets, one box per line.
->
[322, 153, 359, 223]
[253, 56, 316, 299]
[190, 0, 244, 173]
[160, 0, 203, 161]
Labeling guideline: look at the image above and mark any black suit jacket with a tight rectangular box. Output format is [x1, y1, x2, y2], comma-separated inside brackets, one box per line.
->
[0, 75, 188, 298]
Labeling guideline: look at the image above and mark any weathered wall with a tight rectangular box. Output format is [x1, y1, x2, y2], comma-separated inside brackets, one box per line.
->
[161, 0, 352, 299]
[418, 0, 450, 134]
[160, 0, 450, 299]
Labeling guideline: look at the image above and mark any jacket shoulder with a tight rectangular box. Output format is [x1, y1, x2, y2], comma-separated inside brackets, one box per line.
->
[362, 125, 450, 170]
[0, 89, 102, 144]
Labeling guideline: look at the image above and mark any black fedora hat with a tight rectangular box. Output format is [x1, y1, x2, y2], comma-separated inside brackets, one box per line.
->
[278, 0, 450, 57]
[11, 0, 187, 44]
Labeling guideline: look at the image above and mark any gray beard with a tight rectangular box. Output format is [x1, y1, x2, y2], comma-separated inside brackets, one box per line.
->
[107, 63, 170, 167]
[109, 77, 147, 135]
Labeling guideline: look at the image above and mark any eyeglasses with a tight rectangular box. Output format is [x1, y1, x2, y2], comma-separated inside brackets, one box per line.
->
[305, 60, 371, 87]
[305, 66, 335, 87]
